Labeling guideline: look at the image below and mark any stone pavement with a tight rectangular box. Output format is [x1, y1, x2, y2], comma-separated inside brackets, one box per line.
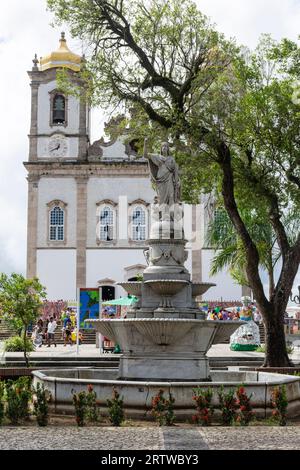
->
[0, 426, 300, 450]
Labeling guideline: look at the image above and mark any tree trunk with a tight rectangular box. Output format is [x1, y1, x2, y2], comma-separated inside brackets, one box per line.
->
[23, 327, 29, 368]
[268, 268, 275, 301]
[261, 306, 292, 367]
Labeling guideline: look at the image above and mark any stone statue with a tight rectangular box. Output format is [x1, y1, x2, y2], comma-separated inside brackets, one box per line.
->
[144, 138, 181, 206]
[230, 296, 260, 351]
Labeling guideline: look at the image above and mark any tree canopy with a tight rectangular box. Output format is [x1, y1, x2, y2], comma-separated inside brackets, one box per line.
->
[47, 0, 300, 366]
[0, 274, 46, 366]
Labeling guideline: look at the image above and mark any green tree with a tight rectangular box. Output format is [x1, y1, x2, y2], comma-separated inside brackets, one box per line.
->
[0, 274, 47, 367]
[47, 0, 300, 367]
[206, 207, 299, 301]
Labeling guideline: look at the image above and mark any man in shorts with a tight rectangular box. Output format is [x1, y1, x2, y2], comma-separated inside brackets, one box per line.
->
[47, 317, 57, 347]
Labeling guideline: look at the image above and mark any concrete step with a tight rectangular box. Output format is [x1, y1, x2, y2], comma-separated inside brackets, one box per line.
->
[2, 355, 264, 369]
[3, 361, 119, 368]
[4, 354, 119, 362]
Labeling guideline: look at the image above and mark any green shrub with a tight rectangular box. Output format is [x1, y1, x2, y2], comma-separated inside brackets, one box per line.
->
[150, 389, 175, 426]
[5, 378, 32, 424]
[16, 377, 32, 420]
[271, 385, 288, 426]
[0, 381, 5, 425]
[33, 383, 49, 426]
[73, 391, 87, 427]
[235, 385, 254, 426]
[4, 336, 34, 352]
[107, 388, 125, 427]
[86, 385, 99, 423]
[218, 387, 237, 426]
[192, 387, 214, 426]
[6, 382, 22, 425]
[256, 344, 294, 354]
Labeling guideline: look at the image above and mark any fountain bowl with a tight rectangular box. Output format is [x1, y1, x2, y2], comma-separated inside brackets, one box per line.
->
[192, 282, 216, 297]
[144, 279, 188, 296]
[88, 318, 245, 381]
[118, 282, 142, 296]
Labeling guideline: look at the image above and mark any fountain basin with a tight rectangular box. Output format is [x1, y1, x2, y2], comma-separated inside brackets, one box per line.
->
[32, 368, 300, 420]
[191, 282, 216, 297]
[88, 319, 244, 381]
[144, 279, 188, 296]
[118, 282, 142, 297]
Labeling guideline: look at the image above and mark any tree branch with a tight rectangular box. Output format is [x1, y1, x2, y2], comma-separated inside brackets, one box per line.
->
[93, 0, 181, 101]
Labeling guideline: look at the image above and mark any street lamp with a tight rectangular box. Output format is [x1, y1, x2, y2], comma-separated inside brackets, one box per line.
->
[290, 286, 300, 304]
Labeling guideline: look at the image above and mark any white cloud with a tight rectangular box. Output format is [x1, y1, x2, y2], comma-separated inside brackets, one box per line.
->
[0, 0, 299, 299]
[196, 0, 300, 47]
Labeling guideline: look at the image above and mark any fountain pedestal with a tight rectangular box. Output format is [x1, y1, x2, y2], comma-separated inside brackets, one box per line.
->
[88, 173, 243, 380]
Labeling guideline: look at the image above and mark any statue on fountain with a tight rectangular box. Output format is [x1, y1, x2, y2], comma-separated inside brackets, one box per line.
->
[88, 137, 243, 381]
[144, 138, 181, 206]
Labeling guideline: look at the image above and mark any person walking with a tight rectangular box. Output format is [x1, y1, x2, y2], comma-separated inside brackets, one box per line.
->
[62, 310, 71, 341]
[64, 318, 73, 346]
[47, 317, 57, 347]
[32, 321, 43, 348]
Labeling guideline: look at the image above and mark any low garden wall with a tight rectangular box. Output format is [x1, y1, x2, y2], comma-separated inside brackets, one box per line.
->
[32, 368, 300, 421]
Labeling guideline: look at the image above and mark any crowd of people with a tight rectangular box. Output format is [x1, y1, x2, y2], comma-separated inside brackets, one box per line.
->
[206, 305, 263, 323]
[31, 308, 83, 348]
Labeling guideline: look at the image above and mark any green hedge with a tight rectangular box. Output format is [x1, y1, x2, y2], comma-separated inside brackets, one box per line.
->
[4, 336, 35, 352]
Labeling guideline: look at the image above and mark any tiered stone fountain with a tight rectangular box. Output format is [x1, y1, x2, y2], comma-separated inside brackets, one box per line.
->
[32, 142, 300, 419]
[89, 142, 243, 381]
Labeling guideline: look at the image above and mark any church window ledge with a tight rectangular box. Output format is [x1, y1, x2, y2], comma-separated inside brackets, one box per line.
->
[96, 238, 118, 247]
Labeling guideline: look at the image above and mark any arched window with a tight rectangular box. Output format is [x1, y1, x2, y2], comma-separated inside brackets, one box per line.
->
[52, 94, 66, 124]
[49, 206, 65, 241]
[100, 206, 114, 241]
[132, 206, 146, 241]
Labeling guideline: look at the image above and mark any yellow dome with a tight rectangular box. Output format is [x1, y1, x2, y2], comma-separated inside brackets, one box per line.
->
[40, 32, 81, 72]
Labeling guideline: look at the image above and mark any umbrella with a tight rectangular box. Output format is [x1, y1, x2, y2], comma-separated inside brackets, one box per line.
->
[102, 296, 138, 306]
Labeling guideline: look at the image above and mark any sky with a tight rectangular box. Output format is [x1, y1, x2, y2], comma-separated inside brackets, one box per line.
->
[0, 0, 299, 298]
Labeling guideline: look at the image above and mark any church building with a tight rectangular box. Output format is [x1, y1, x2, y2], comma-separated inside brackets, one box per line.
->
[25, 34, 244, 302]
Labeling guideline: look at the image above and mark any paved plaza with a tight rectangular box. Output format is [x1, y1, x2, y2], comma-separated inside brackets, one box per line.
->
[1, 342, 300, 451]
[0, 342, 266, 360]
[0, 426, 300, 450]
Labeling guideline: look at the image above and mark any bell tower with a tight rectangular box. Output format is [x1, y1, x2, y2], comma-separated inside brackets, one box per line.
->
[25, 33, 90, 284]
[27, 32, 90, 162]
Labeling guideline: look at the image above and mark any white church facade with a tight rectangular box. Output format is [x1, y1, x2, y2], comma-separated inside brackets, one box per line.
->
[25, 34, 244, 302]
